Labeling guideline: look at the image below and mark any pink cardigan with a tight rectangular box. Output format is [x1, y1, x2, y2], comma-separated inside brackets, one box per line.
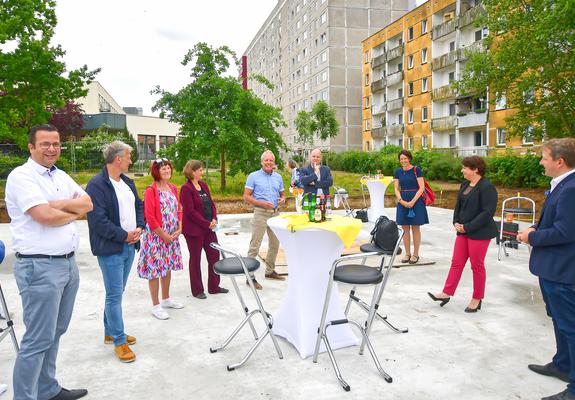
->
[143, 182, 182, 230]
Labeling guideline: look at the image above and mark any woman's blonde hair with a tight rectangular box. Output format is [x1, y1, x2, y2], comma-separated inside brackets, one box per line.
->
[183, 160, 203, 180]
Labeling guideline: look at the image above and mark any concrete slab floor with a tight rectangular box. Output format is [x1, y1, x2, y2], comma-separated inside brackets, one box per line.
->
[0, 208, 562, 399]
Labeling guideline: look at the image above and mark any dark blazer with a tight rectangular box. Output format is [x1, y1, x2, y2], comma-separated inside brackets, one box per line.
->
[86, 166, 145, 256]
[529, 172, 575, 284]
[453, 177, 498, 240]
[180, 179, 217, 237]
[299, 164, 333, 195]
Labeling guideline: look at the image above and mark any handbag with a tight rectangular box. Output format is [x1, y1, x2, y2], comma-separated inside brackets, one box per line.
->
[354, 209, 369, 223]
[414, 167, 435, 206]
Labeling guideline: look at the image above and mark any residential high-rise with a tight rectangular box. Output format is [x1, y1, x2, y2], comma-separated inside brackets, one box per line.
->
[362, 0, 524, 155]
[243, 0, 413, 157]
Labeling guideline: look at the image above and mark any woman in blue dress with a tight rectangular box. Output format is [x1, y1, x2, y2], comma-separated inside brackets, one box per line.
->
[393, 150, 429, 264]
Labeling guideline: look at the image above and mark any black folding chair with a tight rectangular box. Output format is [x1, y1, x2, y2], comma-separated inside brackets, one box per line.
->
[209, 243, 283, 371]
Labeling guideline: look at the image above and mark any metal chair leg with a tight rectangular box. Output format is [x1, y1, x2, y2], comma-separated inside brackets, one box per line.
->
[230, 277, 258, 340]
[321, 326, 350, 391]
[313, 268, 336, 363]
[0, 283, 19, 353]
[349, 320, 392, 383]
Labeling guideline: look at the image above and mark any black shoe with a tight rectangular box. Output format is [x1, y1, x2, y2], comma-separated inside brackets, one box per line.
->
[542, 389, 575, 400]
[464, 299, 482, 313]
[194, 292, 207, 299]
[529, 362, 569, 383]
[427, 292, 450, 307]
[49, 388, 88, 400]
[209, 287, 229, 294]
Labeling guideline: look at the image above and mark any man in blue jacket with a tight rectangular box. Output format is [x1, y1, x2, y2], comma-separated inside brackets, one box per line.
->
[86, 141, 144, 364]
[518, 138, 575, 400]
[299, 148, 333, 196]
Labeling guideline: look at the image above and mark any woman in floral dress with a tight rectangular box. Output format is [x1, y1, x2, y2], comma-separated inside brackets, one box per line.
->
[138, 158, 184, 320]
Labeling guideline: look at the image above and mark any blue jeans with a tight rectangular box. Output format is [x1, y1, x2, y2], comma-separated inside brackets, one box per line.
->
[97, 244, 135, 346]
[540, 278, 575, 395]
[12, 257, 80, 400]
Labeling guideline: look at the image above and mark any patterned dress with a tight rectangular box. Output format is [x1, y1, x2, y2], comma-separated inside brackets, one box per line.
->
[138, 190, 183, 279]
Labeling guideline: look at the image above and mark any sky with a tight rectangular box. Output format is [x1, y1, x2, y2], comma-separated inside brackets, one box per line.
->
[53, 0, 278, 116]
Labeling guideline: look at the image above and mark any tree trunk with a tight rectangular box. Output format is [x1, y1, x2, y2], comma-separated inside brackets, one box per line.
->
[220, 146, 226, 192]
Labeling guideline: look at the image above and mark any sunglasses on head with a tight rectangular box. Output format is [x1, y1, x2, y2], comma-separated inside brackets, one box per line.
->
[154, 158, 169, 164]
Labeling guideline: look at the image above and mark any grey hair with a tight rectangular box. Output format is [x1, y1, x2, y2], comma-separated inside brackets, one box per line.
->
[310, 148, 321, 158]
[103, 140, 133, 164]
[261, 150, 276, 161]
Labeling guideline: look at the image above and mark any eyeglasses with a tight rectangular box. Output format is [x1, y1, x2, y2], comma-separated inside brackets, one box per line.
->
[154, 158, 169, 164]
[37, 142, 61, 150]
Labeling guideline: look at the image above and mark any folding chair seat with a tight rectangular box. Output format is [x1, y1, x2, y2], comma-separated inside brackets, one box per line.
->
[312, 227, 402, 391]
[209, 243, 283, 371]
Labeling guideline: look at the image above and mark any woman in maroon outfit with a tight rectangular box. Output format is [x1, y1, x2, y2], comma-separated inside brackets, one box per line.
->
[180, 160, 228, 299]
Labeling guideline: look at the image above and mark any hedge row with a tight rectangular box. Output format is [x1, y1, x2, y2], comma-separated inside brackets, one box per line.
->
[324, 146, 549, 188]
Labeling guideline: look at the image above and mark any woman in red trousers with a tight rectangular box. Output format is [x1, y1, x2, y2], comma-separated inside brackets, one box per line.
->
[180, 160, 228, 299]
[428, 156, 498, 312]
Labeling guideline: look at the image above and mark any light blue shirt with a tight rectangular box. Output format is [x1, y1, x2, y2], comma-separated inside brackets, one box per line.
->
[245, 169, 284, 208]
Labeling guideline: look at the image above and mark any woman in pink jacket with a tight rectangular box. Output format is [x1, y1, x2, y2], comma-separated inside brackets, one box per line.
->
[180, 160, 228, 299]
[137, 158, 184, 320]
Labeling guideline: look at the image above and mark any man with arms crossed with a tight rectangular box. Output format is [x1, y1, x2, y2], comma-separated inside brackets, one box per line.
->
[244, 150, 286, 290]
[299, 148, 333, 196]
[518, 138, 575, 400]
[6, 124, 92, 400]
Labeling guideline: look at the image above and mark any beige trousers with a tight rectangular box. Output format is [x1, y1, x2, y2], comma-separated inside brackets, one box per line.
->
[247, 207, 280, 275]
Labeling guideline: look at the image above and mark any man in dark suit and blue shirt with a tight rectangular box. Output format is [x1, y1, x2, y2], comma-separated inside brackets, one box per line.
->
[299, 148, 333, 196]
[518, 138, 575, 400]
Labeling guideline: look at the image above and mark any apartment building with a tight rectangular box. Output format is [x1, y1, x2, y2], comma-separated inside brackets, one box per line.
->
[243, 0, 414, 156]
[362, 0, 522, 155]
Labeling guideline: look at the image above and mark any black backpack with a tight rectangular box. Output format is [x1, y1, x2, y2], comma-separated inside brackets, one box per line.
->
[369, 216, 399, 252]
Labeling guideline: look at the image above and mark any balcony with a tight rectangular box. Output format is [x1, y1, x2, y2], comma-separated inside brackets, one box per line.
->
[371, 53, 386, 69]
[371, 126, 385, 138]
[431, 18, 457, 40]
[457, 145, 488, 157]
[458, 111, 487, 128]
[431, 116, 457, 131]
[458, 40, 485, 62]
[385, 124, 404, 136]
[431, 84, 457, 101]
[459, 4, 485, 27]
[386, 71, 403, 86]
[385, 44, 404, 62]
[385, 98, 403, 112]
[371, 77, 385, 93]
[372, 104, 385, 115]
[431, 49, 458, 71]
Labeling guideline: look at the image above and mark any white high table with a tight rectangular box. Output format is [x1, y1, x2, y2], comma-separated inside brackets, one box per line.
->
[267, 216, 360, 359]
[361, 177, 394, 222]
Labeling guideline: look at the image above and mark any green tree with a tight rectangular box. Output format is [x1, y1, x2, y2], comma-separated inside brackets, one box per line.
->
[294, 100, 340, 148]
[458, 0, 575, 140]
[152, 42, 286, 191]
[0, 0, 99, 147]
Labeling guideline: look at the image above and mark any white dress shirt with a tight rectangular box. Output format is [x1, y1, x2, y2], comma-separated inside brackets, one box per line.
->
[550, 169, 575, 193]
[109, 177, 136, 232]
[5, 158, 86, 255]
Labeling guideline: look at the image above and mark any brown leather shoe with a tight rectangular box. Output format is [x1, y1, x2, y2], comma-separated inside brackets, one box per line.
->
[105, 335, 136, 345]
[265, 271, 286, 281]
[246, 279, 263, 290]
[114, 343, 136, 363]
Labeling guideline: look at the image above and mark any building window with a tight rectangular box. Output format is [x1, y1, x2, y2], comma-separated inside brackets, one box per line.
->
[303, 13, 308, 23]
[449, 133, 456, 147]
[422, 135, 428, 148]
[138, 135, 156, 159]
[448, 71, 456, 82]
[296, 19, 301, 29]
[304, 82, 309, 91]
[496, 92, 507, 110]
[408, 137, 414, 149]
[449, 41, 456, 52]
[398, 88, 403, 98]
[321, 71, 328, 82]
[422, 106, 428, 121]
[408, 82, 414, 96]
[523, 126, 535, 144]
[321, 51, 327, 63]
[398, 113, 403, 124]
[365, 96, 370, 108]
[398, 137, 404, 148]
[408, 109, 414, 124]
[364, 51, 369, 63]
[474, 131, 486, 146]
[422, 77, 428, 92]
[320, 12, 327, 24]
[158, 136, 175, 149]
[408, 54, 414, 69]
[365, 119, 370, 130]
[304, 99, 309, 109]
[496, 128, 506, 145]
[449, 103, 456, 115]
[524, 88, 535, 104]
[303, 30, 309, 40]
[408, 26, 414, 41]
[320, 32, 327, 43]
[421, 48, 428, 64]
[322, 90, 328, 100]
[397, 62, 403, 72]
[422, 19, 428, 34]
[365, 73, 370, 86]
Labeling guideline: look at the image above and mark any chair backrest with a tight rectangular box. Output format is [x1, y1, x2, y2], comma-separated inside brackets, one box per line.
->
[370, 216, 400, 253]
[209, 242, 252, 276]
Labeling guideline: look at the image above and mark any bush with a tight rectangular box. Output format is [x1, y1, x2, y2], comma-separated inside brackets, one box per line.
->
[0, 155, 26, 178]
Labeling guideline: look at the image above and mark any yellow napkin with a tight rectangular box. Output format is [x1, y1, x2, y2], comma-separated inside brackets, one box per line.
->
[279, 214, 362, 248]
[360, 176, 394, 185]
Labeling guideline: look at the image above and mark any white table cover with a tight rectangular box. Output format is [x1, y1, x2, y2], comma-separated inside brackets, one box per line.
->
[365, 179, 393, 222]
[267, 216, 359, 359]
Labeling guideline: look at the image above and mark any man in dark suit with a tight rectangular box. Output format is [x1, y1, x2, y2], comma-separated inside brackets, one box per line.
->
[299, 148, 333, 196]
[518, 138, 575, 400]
